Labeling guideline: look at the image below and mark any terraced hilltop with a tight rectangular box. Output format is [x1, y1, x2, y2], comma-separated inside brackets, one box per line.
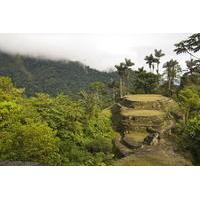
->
[112, 94, 192, 166]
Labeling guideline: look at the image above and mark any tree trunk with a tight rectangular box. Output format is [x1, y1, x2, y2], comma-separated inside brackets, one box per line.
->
[168, 78, 172, 96]
[112, 88, 115, 103]
[168, 77, 171, 91]
[119, 77, 123, 98]
[157, 63, 159, 74]
[149, 64, 151, 72]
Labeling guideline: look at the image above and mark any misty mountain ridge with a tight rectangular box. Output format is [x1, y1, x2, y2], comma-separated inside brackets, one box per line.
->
[0, 50, 117, 96]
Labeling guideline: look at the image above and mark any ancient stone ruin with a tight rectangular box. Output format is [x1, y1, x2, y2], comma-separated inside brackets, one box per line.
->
[112, 94, 181, 157]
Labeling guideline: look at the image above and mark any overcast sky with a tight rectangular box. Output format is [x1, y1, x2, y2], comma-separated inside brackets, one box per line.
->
[0, 33, 192, 71]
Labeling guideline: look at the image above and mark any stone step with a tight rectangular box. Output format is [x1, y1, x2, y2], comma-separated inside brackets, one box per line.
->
[120, 108, 166, 118]
[119, 95, 180, 116]
[122, 132, 148, 149]
[120, 94, 170, 110]
[158, 119, 176, 134]
[120, 108, 166, 131]
[114, 133, 133, 157]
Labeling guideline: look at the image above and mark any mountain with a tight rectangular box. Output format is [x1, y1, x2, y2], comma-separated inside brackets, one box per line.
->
[0, 51, 117, 96]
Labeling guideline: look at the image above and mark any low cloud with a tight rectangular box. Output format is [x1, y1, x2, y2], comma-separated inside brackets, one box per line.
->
[0, 33, 191, 71]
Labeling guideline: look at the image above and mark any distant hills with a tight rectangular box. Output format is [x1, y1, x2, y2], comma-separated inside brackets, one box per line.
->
[0, 51, 117, 96]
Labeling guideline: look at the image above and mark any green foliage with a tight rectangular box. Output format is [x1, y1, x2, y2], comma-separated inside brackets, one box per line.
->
[115, 58, 134, 97]
[0, 76, 115, 165]
[178, 87, 200, 122]
[0, 76, 24, 101]
[86, 136, 113, 153]
[89, 81, 106, 94]
[174, 33, 200, 59]
[162, 59, 181, 96]
[129, 68, 160, 94]
[0, 122, 61, 165]
[0, 51, 117, 97]
[179, 117, 200, 164]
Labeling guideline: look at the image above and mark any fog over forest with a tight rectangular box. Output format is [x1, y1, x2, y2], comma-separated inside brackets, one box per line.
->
[0, 33, 190, 71]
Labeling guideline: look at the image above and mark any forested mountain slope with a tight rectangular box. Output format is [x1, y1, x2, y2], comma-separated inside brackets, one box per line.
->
[0, 51, 117, 96]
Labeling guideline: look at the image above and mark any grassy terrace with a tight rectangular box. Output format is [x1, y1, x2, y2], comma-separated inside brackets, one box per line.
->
[124, 94, 167, 102]
[123, 132, 148, 143]
[121, 109, 166, 117]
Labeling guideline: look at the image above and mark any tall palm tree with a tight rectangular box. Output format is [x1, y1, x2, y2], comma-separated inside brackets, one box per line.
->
[144, 54, 155, 72]
[115, 62, 126, 98]
[124, 58, 135, 95]
[163, 59, 181, 95]
[154, 49, 165, 74]
[115, 58, 134, 98]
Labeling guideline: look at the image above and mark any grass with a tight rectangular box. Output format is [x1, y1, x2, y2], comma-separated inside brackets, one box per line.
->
[121, 109, 166, 117]
[114, 147, 191, 166]
[101, 107, 112, 118]
[124, 132, 148, 143]
[124, 94, 167, 102]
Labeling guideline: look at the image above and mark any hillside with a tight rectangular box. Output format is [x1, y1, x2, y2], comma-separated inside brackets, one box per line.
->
[0, 51, 117, 96]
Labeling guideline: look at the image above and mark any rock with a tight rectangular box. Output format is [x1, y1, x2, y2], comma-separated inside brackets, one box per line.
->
[143, 132, 160, 146]
[123, 137, 143, 149]
[114, 133, 133, 157]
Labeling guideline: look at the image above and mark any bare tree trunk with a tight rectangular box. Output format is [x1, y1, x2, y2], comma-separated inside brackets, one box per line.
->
[157, 63, 159, 74]
[168, 77, 172, 96]
[119, 77, 123, 98]
[112, 87, 115, 103]
[168, 78, 171, 91]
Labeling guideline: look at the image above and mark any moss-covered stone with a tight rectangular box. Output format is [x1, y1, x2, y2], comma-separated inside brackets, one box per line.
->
[122, 132, 148, 149]
[113, 94, 181, 133]
[113, 133, 133, 157]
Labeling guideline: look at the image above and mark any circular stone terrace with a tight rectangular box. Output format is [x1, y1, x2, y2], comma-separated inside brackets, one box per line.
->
[123, 94, 169, 102]
[120, 109, 165, 117]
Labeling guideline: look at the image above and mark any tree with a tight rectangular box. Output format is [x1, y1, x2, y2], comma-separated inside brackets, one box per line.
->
[185, 59, 200, 75]
[0, 76, 115, 166]
[144, 54, 155, 72]
[115, 62, 125, 98]
[0, 122, 61, 165]
[115, 58, 134, 98]
[89, 81, 106, 100]
[129, 67, 159, 94]
[107, 79, 118, 102]
[124, 58, 135, 95]
[154, 49, 165, 74]
[180, 117, 200, 164]
[178, 87, 200, 123]
[80, 90, 101, 119]
[0, 76, 24, 101]
[163, 59, 182, 95]
[0, 51, 117, 97]
[174, 33, 200, 59]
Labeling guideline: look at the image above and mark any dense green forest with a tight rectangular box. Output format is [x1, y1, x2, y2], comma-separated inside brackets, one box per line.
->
[0, 51, 117, 96]
[0, 33, 199, 165]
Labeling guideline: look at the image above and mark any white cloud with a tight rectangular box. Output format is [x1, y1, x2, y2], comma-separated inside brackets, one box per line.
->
[0, 33, 192, 71]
